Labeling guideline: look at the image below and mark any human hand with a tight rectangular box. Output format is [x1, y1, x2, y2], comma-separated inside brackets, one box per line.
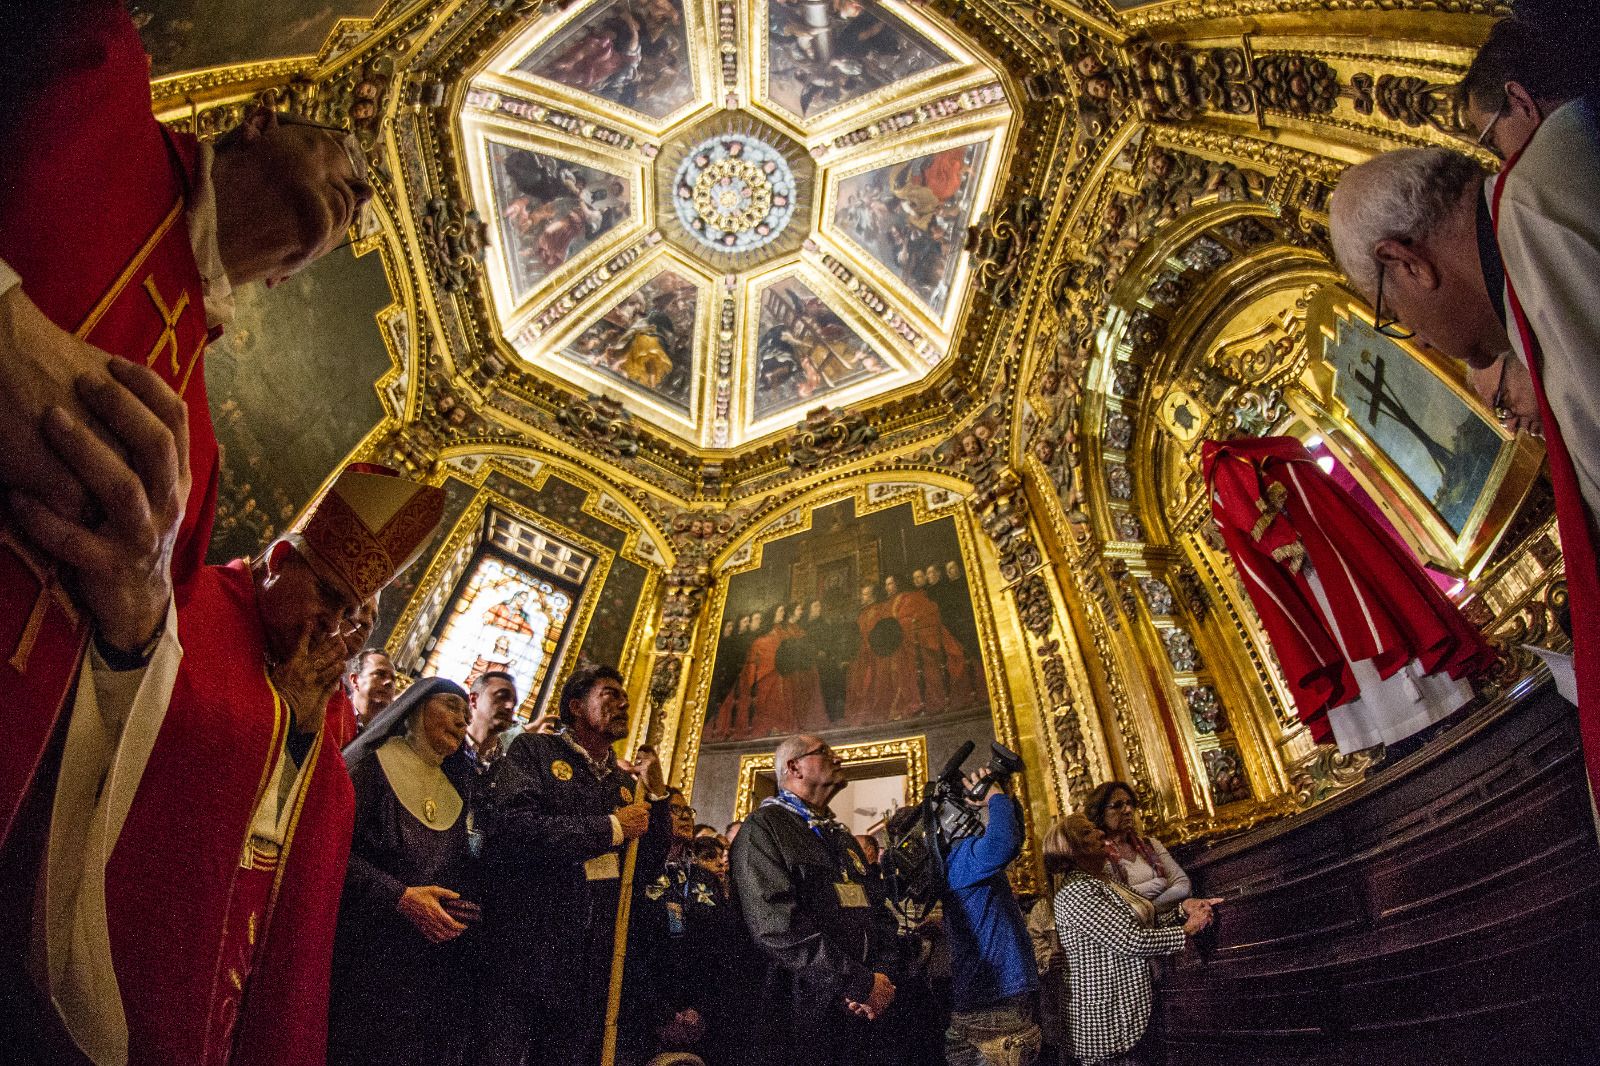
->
[660, 1008, 704, 1045]
[1180, 897, 1223, 935]
[846, 972, 896, 1020]
[269, 623, 348, 730]
[8, 358, 190, 653]
[962, 769, 998, 804]
[441, 897, 481, 924]
[398, 885, 469, 943]
[0, 285, 121, 520]
[632, 744, 665, 796]
[615, 799, 651, 840]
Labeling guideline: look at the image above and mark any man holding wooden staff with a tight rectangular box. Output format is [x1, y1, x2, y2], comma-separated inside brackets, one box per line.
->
[473, 663, 670, 1066]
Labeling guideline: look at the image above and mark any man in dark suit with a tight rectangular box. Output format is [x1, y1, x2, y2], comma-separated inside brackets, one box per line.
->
[730, 734, 900, 1065]
[474, 663, 670, 1066]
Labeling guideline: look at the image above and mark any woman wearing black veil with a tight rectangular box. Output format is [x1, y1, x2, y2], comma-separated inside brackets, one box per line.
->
[329, 676, 480, 1066]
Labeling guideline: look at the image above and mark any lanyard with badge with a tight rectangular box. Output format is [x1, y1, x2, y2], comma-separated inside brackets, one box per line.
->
[770, 791, 869, 909]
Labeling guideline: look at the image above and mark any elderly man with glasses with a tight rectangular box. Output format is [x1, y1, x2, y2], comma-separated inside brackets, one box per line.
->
[0, 0, 374, 939]
[1331, 18, 1600, 800]
[730, 734, 902, 1065]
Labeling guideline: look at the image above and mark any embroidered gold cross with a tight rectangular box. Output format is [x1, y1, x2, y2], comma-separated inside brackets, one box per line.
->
[143, 275, 190, 375]
[0, 529, 79, 672]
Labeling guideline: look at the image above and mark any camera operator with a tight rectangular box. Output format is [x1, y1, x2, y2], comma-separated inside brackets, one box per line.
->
[941, 768, 1041, 1066]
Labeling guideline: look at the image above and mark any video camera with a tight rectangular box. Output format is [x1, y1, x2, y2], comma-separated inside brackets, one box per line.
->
[881, 739, 1024, 909]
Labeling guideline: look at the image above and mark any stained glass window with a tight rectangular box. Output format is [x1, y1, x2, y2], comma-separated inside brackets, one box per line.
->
[421, 553, 575, 707]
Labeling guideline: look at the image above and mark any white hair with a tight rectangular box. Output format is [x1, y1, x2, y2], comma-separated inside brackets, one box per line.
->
[1329, 148, 1483, 296]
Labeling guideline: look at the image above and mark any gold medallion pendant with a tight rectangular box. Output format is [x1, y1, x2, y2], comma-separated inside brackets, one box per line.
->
[551, 759, 574, 781]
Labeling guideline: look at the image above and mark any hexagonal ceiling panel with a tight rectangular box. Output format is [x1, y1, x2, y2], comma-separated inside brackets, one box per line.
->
[461, 0, 1012, 451]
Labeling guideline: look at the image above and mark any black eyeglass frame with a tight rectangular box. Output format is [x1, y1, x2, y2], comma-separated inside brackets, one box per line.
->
[1372, 259, 1417, 340]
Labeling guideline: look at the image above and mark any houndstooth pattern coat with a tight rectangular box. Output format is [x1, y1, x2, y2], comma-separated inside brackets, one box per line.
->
[1052, 871, 1187, 1064]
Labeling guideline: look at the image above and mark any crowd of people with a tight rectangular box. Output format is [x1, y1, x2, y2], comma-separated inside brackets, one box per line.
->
[2, 1, 1597, 1064]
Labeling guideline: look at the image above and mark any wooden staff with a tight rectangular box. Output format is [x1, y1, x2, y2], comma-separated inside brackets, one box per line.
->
[600, 778, 647, 1066]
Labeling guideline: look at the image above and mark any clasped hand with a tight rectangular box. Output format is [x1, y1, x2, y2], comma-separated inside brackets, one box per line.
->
[398, 885, 478, 944]
[1179, 896, 1225, 935]
[1, 288, 191, 654]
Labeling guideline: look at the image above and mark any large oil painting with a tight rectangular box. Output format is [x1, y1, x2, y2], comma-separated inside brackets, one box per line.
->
[132, 0, 381, 79]
[489, 142, 632, 300]
[704, 495, 989, 744]
[691, 492, 998, 828]
[562, 271, 699, 412]
[204, 246, 393, 565]
[765, 0, 952, 118]
[752, 279, 890, 420]
[1323, 310, 1500, 536]
[833, 142, 986, 313]
[516, 0, 696, 120]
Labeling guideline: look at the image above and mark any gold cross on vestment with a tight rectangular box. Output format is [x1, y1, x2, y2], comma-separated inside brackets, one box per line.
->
[142, 275, 190, 376]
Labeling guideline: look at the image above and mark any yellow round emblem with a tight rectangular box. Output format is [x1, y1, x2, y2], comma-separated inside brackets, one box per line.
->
[551, 760, 573, 782]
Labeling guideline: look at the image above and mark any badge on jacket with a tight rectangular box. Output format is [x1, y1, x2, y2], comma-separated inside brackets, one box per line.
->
[551, 759, 573, 781]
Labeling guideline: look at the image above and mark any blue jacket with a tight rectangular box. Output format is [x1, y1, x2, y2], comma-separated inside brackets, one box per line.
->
[943, 793, 1037, 1010]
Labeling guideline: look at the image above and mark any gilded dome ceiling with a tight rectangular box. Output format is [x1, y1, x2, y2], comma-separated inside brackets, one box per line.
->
[458, 0, 1013, 450]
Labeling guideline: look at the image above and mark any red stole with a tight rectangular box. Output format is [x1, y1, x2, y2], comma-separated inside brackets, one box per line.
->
[1203, 437, 1493, 742]
[0, 1, 221, 848]
[1491, 147, 1600, 797]
[104, 562, 352, 1065]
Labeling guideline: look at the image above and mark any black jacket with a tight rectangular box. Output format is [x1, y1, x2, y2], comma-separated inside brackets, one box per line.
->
[478, 731, 670, 980]
[730, 800, 898, 1016]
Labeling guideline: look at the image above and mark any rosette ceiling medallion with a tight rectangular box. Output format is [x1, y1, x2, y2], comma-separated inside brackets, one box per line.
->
[459, 0, 1014, 450]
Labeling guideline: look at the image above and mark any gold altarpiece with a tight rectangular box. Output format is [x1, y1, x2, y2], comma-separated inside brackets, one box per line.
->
[145, 0, 1570, 853]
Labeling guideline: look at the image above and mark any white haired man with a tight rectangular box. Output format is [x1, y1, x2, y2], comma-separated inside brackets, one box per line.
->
[1330, 137, 1600, 797]
[730, 734, 899, 1065]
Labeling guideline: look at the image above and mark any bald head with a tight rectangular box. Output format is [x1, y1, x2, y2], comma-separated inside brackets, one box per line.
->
[775, 733, 843, 807]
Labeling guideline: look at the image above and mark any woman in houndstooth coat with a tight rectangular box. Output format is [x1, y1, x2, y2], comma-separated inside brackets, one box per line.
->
[1042, 815, 1221, 1065]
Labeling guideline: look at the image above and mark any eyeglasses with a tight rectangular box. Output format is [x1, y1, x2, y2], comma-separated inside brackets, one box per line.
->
[671, 804, 697, 818]
[275, 113, 374, 250]
[793, 745, 833, 764]
[1372, 260, 1417, 340]
[1491, 355, 1512, 423]
[1475, 100, 1507, 158]
[1105, 799, 1135, 812]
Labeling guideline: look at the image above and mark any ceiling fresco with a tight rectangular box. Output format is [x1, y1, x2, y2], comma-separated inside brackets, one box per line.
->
[461, 0, 1012, 450]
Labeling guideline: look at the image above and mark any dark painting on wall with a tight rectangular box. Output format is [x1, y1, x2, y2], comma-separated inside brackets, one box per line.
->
[752, 278, 890, 420]
[132, 0, 382, 79]
[833, 141, 986, 313]
[562, 271, 699, 412]
[204, 245, 393, 566]
[489, 142, 633, 301]
[516, 0, 696, 120]
[703, 495, 988, 745]
[765, 0, 951, 118]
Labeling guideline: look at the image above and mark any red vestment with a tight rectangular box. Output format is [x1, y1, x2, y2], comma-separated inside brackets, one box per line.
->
[0, 1, 221, 848]
[893, 587, 975, 714]
[752, 623, 827, 736]
[844, 598, 920, 724]
[1203, 437, 1492, 745]
[729, 624, 784, 739]
[102, 561, 353, 1064]
[1492, 145, 1600, 795]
